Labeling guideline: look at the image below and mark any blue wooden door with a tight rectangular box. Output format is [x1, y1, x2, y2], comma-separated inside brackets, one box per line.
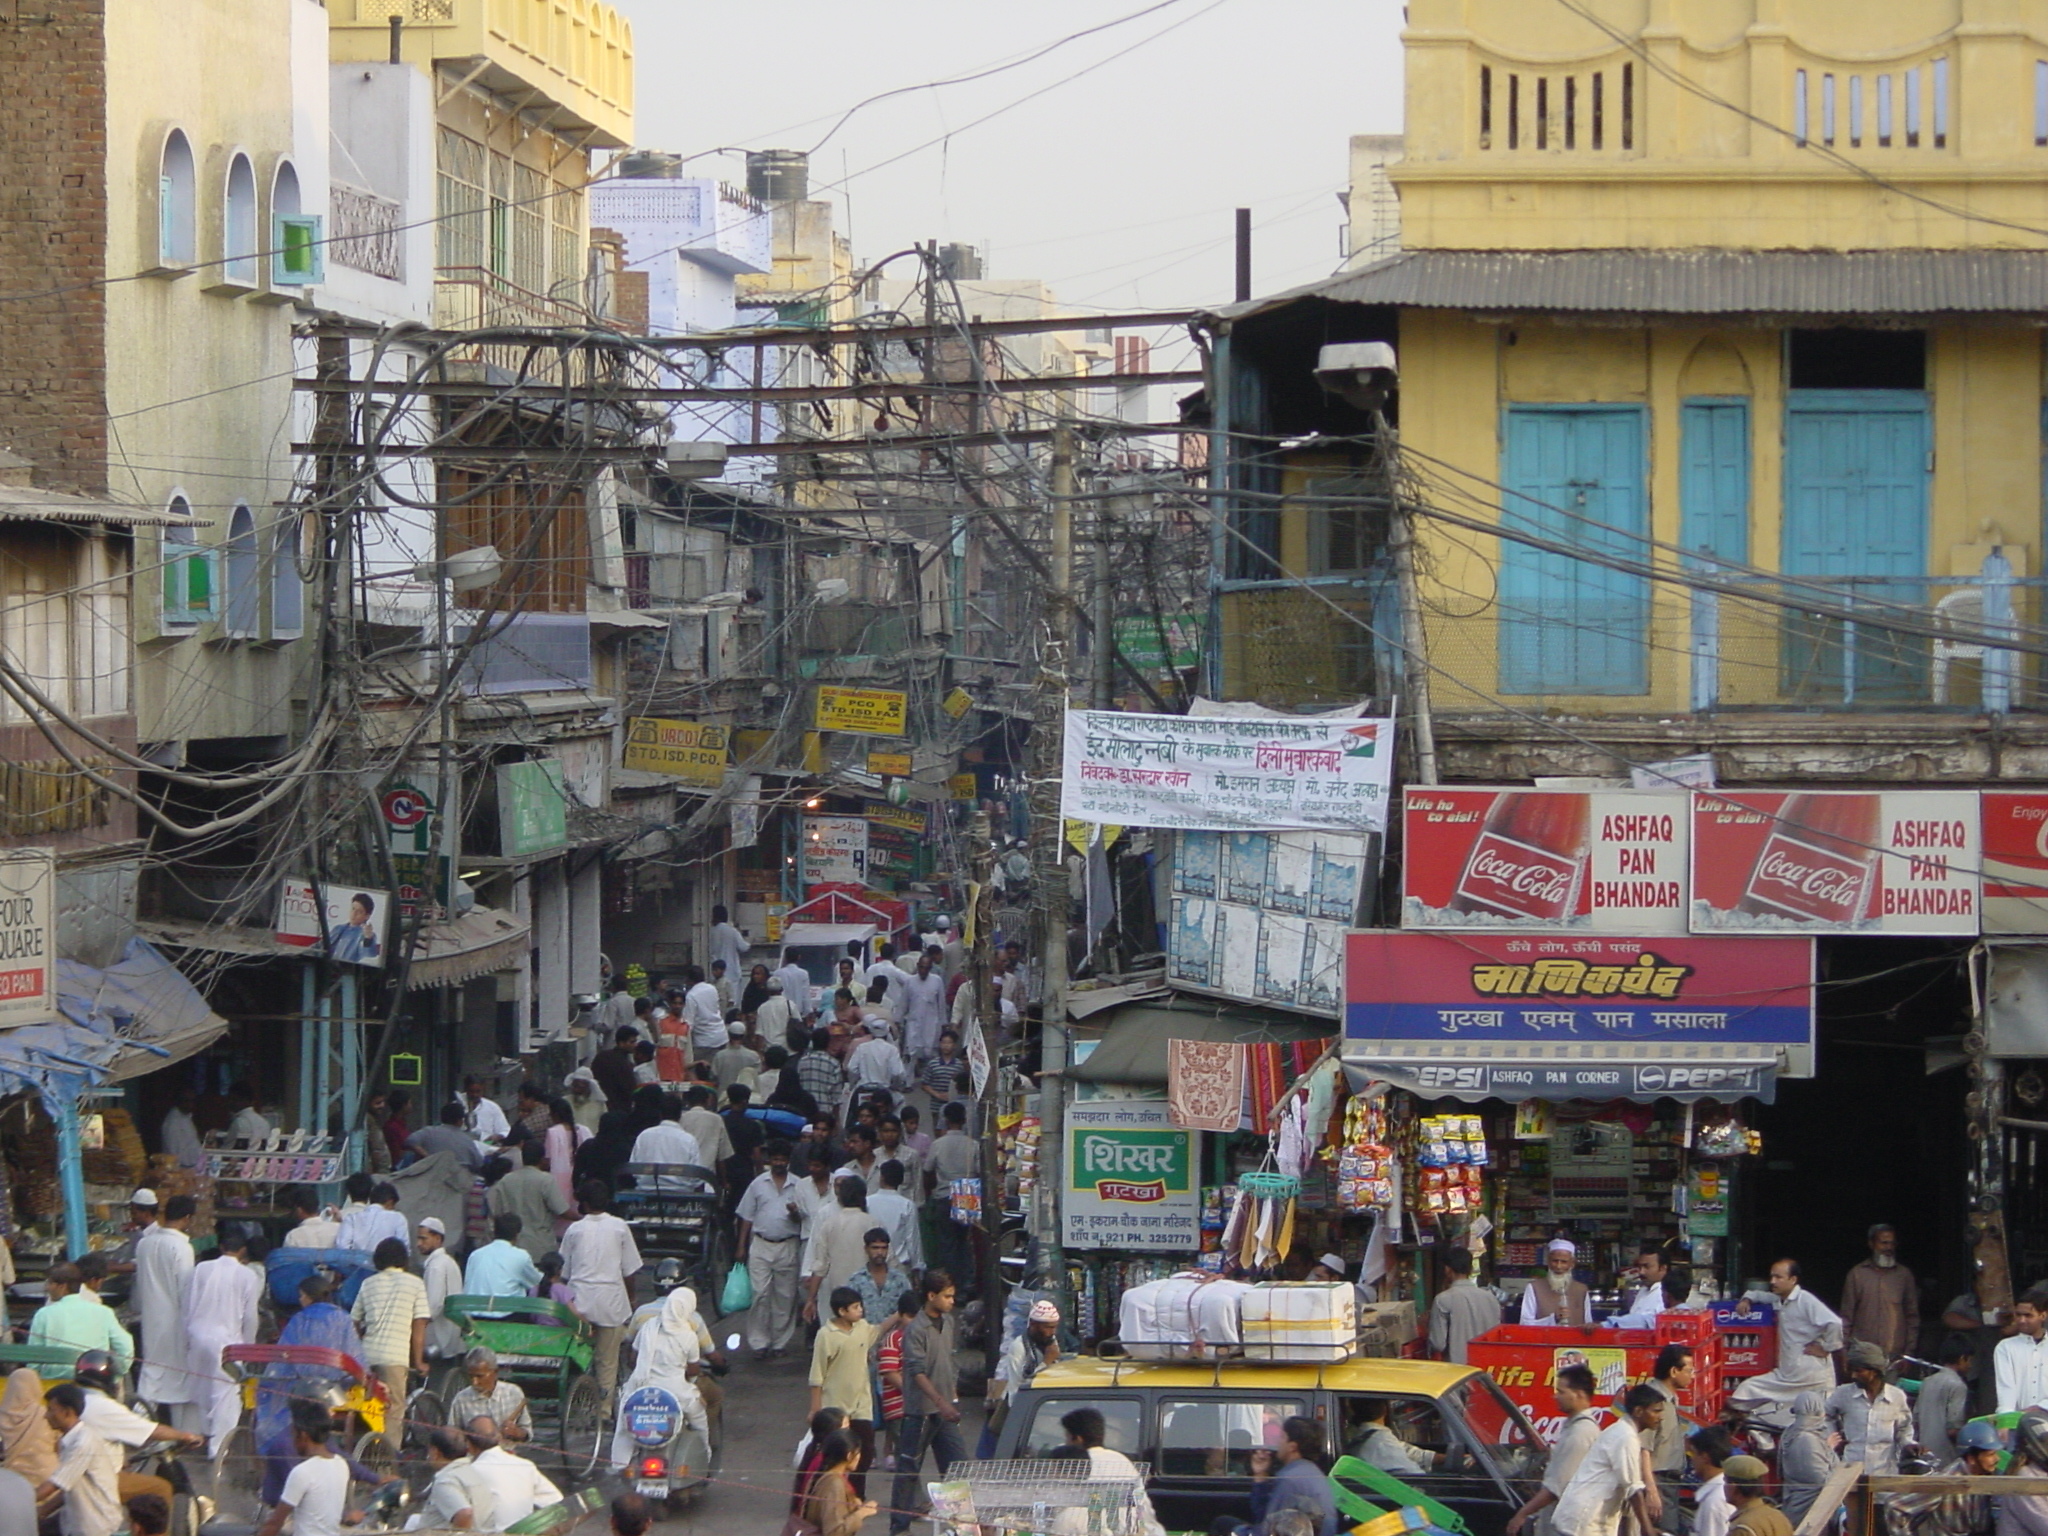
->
[1681, 399, 1750, 566]
[1782, 390, 1928, 701]
[1501, 405, 1648, 694]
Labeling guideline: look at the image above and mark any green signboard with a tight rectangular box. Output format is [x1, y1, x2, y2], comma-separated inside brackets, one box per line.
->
[1113, 615, 1200, 674]
[1063, 1101, 1199, 1252]
[497, 759, 568, 858]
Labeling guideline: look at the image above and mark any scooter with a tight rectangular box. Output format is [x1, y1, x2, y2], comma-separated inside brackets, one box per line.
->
[616, 1345, 731, 1512]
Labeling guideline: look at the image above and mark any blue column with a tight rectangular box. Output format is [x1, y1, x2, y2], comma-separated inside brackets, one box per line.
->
[52, 1090, 88, 1259]
[340, 971, 361, 1173]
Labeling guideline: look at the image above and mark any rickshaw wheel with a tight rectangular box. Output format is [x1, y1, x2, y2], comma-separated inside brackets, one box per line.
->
[354, 1427, 399, 1480]
[221, 1424, 264, 1495]
[406, 1385, 445, 1442]
[560, 1371, 606, 1478]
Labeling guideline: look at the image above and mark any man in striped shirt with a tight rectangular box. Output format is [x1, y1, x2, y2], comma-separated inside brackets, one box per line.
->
[350, 1238, 428, 1408]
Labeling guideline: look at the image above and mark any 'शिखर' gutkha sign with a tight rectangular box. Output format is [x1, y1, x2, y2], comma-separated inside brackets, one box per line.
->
[622, 718, 730, 788]
[814, 686, 907, 736]
[1061, 708, 1395, 834]
[1062, 1100, 1198, 1252]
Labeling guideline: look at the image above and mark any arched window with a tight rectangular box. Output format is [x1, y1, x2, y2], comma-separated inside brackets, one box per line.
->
[160, 497, 214, 629]
[223, 503, 258, 637]
[269, 511, 304, 640]
[271, 159, 322, 286]
[159, 130, 196, 267]
[223, 153, 258, 286]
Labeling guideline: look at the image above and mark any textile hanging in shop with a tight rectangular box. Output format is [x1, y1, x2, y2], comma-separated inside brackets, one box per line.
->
[1246, 1039, 1334, 1136]
[1167, 1038, 1243, 1133]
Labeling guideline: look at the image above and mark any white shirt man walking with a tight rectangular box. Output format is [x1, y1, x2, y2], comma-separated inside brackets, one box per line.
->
[134, 1195, 196, 1414]
[681, 964, 726, 1063]
[1552, 1384, 1664, 1536]
[560, 1181, 642, 1404]
[736, 1140, 804, 1359]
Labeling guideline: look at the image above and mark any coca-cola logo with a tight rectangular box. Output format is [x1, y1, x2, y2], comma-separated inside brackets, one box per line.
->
[1468, 848, 1571, 903]
[1754, 848, 1864, 906]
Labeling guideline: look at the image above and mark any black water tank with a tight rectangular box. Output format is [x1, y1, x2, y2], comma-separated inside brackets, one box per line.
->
[746, 149, 809, 202]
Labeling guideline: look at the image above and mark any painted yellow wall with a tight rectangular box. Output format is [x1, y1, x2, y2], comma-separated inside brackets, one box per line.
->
[107, 0, 309, 744]
[1396, 0, 2048, 250]
[1269, 311, 2044, 713]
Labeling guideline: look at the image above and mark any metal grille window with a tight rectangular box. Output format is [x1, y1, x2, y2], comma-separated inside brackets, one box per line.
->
[511, 162, 548, 296]
[436, 127, 488, 271]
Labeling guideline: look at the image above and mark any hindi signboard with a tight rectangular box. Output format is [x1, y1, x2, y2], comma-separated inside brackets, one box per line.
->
[1062, 709, 1394, 833]
[1690, 790, 1980, 934]
[0, 849, 55, 1028]
[1062, 1099, 1199, 1252]
[622, 718, 730, 788]
[1403, 788, 1689, 935]
[497, 760, 569, 857]
[803, 816, 868, 884]
[815, 685, 907, 736]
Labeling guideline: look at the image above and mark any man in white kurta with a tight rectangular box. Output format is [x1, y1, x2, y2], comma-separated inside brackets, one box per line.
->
[1728, 1259, 1845, 1423]
[182, 1228, 262, 1455]
[1552, 1386, 1661, 1536]
[134, 1199, 197, 1410]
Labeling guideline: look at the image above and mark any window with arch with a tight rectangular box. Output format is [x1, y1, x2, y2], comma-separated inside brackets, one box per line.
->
[269, 511, 304, 640]
[223, 153, 258, 286]
[158, 130, 196, 267]
[271, 159, 323, 287]
[223, 503, 259, 637]
[160, 498, 215, 629]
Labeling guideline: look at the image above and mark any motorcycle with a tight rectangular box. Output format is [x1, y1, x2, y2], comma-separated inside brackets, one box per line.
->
[610, 1260, 732, 1510]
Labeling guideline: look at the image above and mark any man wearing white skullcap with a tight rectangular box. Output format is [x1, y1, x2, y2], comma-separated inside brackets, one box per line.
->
[983, 1298, 1064, 1455]
[1522, 1238, 1591, 1326]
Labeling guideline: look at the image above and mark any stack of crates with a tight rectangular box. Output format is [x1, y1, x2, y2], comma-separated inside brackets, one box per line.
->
[1656, 1309, 1724, 1419]
[1707, 1300, 1778, 1389]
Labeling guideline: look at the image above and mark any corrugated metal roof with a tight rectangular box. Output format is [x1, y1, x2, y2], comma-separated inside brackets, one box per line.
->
[0, 483, 200, 527]
[1213, 248, 2048, 322]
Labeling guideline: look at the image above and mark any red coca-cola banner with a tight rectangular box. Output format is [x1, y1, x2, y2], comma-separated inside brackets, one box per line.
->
[1404, 789, 1689, 935]
[1984, 792, 2048, 934]
[1689, 790, 1980, 934]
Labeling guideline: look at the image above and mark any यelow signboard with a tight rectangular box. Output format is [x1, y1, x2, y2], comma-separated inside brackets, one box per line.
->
[1063, 1099, 1199, 1252]
[1403, 788, 1688, 935]
[814, 685, 907, 736]
[1690, 790, 1979, 934]
[1343, 931, 1813, 1050]
[0, 849, 55, 1028]
[622, 718, 730, 788]
[1061, 709, 1394, 834]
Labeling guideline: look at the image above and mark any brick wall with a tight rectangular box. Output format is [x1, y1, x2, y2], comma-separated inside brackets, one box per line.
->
[0, 0, 108, 496]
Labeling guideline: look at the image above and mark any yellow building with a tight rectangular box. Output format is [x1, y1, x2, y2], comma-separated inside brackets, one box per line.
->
[1206, 0, 2048, 780]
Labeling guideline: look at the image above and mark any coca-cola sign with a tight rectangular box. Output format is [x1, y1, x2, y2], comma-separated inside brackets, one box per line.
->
[1690, 790, 1980, 935]
[1404, 789, 1688, 934]
[1984, 792, 2048, 934]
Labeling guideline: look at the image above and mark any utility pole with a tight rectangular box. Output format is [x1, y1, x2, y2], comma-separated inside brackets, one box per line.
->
[1029, 425, 1077, 1293]
[1092, 488, 1115, 711]
[1376, 412, 1438, 786]
[965, 809, 1003, 1365]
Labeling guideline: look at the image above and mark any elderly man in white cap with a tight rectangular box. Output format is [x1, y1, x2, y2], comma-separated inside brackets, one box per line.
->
[1308, 1251, 1378, 1314]
[983, 1299, 1063, 1455]
[417, 1217, 465, 1362]
[1522, 1238, 1591, 1325]
[845, 1014, 908, 1108]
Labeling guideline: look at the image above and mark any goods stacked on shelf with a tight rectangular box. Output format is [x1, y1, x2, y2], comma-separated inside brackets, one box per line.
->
[1708, 1299, 1777, 1383]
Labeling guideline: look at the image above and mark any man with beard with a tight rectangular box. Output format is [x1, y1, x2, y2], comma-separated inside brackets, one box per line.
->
[1520, 1238, 1591, 1326]
[1841, 1224, 1918, 1364]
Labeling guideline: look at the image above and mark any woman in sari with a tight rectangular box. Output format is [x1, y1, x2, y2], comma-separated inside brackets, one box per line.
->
[0, 1366, 57, 1482]
[256, 1273, 364, 1505]
[544, 1096, 591, 1213]
[803, 1430, 877, 1536]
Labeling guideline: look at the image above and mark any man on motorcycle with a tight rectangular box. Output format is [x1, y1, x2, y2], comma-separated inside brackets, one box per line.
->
[609, 1284, 714, 1489]
[626, 1261, 727, 1442]
[69, 1351, 201, 1508]
[1883, 1420, 2004, 1536]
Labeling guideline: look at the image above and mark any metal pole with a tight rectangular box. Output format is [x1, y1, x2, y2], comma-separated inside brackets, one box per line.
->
[1377, 413, 1439, 786]
[1234, 208, 1252, 303]
[1092, 499, 1115, 710]
[1033, 430, 1077, 1291]
[54, 1095, 88, 1258]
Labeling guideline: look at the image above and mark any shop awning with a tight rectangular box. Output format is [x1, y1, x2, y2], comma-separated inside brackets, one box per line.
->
[1340, 1040, 1782, 1104]
[0, 939, 231, 1106]
[1070, 997, 1335, 1086]
[402, 906, 530, 991]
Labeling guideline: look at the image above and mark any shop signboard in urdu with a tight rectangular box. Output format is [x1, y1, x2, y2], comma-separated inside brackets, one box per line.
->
[1982, 791, 2048, 933]
[0, 848, 55, 1028]
[1063, 1100, 1199, 1252]
[1689, 790, 1979, 934]
[1168, 829, 1372, 1018]
[1062, 709, 1396, 834]
[1402, 788, 1688, 935]
[496, 759, 569, 858]
[814, 685, 908, 736]
[622, 718, 730, 788]
[1341, 932, 1813, 1102]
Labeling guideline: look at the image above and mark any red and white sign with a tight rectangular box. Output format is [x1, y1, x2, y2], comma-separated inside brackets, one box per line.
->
[1403, 789, 1688, 935]
[1984, 792, 2048, 933]
[1690, 791, 1979, 934]
[0, 849, 54, 1029]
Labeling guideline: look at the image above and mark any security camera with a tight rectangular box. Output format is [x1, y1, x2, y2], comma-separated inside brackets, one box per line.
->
[1314, 341, 1398, 411]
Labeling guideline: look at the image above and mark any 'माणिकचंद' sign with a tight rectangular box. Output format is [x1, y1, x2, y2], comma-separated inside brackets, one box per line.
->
[1060, 709, 1395, 834]
[1062, 1100, 1198, 1252]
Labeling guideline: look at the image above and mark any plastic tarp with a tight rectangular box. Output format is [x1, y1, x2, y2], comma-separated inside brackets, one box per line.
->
[0, 938, 229, 1109]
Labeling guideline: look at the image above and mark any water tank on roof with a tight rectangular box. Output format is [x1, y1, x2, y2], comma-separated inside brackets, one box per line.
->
[938, 242, 984, 281]
[747, 150, 809, 203]
[617, 151, 682, 179]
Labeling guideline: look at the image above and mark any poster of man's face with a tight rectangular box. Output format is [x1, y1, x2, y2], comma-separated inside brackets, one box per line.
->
[276, 880, 392, 968]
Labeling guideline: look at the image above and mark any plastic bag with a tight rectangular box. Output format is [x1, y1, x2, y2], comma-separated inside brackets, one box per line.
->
[720, 1261, 755, 1314]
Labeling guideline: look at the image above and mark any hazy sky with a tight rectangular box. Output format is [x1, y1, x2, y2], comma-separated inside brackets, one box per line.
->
[608, 0, 1406, 324]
